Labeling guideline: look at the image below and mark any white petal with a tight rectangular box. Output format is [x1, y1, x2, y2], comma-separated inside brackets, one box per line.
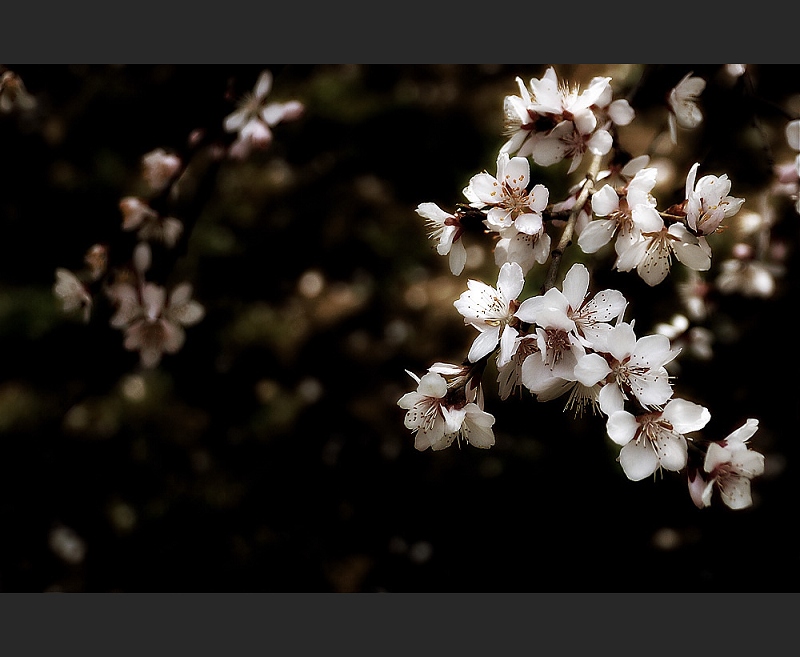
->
[468, 327, 501, 362]
[619, 440, 659, 481]
[254, 69, 273, 99]
[416, 202, 451, 224]
[787, 119, 800, 151]
[656, 434, 687, 472]
[587, 129, 613, 156]
[561, 263, 589, 311]
[720, 478, 754, 510]
[578, 219, 616, 253]
[608, 99, 635, 126]
[606, 411, 638, 446]
[637, 241, 671, 286]
[504, 156, 530, 190]
[497, 261, 525, 301]
[573, 352, 611, 387]
[497, 324, 518, 367]
[448, 239, 467, 276]
[663, 398, 711, 433]
[418, 372, 447, 398]
[514, 212, 543, 235]
[724, 418, 759, 447]
[591, 185, 620, 217]
[598, 383, 624, 416]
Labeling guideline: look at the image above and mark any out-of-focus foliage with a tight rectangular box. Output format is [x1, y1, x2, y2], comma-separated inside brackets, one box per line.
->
[0, 65, 798, 591]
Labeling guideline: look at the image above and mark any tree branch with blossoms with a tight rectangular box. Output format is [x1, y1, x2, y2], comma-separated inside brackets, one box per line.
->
[397, 65, 797, 511]
[53, 68, 304, 370]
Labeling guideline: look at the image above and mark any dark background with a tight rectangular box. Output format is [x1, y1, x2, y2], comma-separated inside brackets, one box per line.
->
[0, 64, 798, 592]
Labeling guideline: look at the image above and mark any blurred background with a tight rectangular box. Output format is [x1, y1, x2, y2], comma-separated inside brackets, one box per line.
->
[0, 64, 798, 592]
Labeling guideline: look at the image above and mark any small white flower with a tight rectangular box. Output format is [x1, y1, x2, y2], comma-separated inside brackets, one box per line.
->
[141, 148, 182, 193]
[690, 419, 765, 509]
[54, 268, 92, 323]
[515, 262, 627, 348]
[501, 68, 615, 172]
[224, 69, 304, 159]
[684, 162, 745, 236]
[579, 167, 657, 255]
[577, 321, 679, 412]
[397, 370, 450, 451]
[607, 398, 710, 481]
[397, 367, 495, 451]
[615, 204, 711, 286]
[113, 282, 204, 368]
[464, 153, 549, 235]
[119, 197, 183, 247]
[415, 202, 466, 275]
[668, 72, 706, 144]
[453, 261, 525, 364]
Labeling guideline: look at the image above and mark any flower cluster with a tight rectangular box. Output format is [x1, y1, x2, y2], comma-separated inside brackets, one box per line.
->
[400, 65, 784, 511]
[53, 69, 303, 369]
[224, 69, 304, 160]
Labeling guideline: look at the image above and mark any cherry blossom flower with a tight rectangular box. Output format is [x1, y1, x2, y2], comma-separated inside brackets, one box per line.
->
[119, 197, 183, 247]
[141, 148, 182, 194]
[224, 69, 304, 160]
[463, 153, 549, 235]
[515, 294, 586, 383]
[54, 268, 92, 323]
[606, 398, 710, 481]
[684, 162, 745, 236]
[689, 419, 765, 509]
[397, 370, 451, 451]
[111, 282, 204, 368]
[515, 262, 626, 348]
[416, 202, 466, 275]
[453, 261, 525, 364]
[579, 166, 658, 255]
[501, 68, 615, 172]
[398, 364, 495, 451]
[614, 203, 711, 286]
[575, 321, 679, 412]
[667, 72, 706, 144]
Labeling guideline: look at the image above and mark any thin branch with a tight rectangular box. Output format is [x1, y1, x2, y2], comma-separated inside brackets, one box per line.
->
[542, 153, 603, 292]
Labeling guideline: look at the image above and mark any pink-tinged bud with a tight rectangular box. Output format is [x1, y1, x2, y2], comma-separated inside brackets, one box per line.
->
[119, 197, 156, 230]
[141, 148, 182, 193]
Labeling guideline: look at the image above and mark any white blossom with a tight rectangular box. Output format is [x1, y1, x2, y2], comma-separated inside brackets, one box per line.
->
[668, 72, 706, 144]
[224, 69, 304, 159]
[54, 268, 92, 323]
[684, 162, 745, 236]
[690, 419, 765, 509]
[615, 204, 711, 286]
[111, 282, 204, 368]
[141, 148, 182, 193]
[416, 202, 467, 275]
[576, 321, 679, 412]
[463, 153, 549, 235]
[453, 261, 525, 364]
[607, 398, 710, 481]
